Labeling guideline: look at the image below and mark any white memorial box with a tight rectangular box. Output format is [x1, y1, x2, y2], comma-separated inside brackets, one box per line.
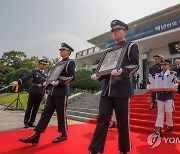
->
[147, 74, 178, 91]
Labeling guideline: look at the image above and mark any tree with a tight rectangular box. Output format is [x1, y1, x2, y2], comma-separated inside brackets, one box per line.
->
[0, 51, 27, 69]
[22, 56, 39, 70]
[10, 68, 32, 91]
[6, 71, 15, 85]
[70, 69, 101, 92]
[0, 63, 14, 87]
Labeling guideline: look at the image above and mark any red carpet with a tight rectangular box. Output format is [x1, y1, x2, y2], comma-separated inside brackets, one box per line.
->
[89, 91, 180, 137]
[0, 124, 180, 154]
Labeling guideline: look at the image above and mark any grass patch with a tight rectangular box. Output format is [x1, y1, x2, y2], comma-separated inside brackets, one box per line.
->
[0, 93, 44, 110]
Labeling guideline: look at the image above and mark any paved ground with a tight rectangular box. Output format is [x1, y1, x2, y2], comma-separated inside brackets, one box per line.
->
[0, 104, 82, 133]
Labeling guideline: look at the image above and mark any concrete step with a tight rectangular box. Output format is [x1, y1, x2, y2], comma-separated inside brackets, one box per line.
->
[67, 107, 98, 114]
[66, 110, 97, 119]
[68, 101, 99, 106]
[81, 94, 100, 98]
[70, 99, 99, 103]
[68, 104, 99, 109]
[67, 114, 91, 123]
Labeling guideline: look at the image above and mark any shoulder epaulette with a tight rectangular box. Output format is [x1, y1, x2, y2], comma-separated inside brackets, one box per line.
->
[170, 71, 177, 75]
[65, 59, 75, 73]
[127, 42, 139, 61]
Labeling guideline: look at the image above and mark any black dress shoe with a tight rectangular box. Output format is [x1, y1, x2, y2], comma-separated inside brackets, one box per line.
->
[52, 134, 67, 143]
[154, 131, 162, 138]
[29, 123, 36, 127]
[89, 151, 98, 154]
[149, 103, 155, 110]
[120, 152, 128, 154]
[24, 124, 29, 128]
[109, 121, 116, 128]
[19, 132, 41, 146]
[165, 126, 173, 132]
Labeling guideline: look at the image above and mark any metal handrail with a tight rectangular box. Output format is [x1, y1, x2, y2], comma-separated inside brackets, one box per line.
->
[75, 44, 106, 58]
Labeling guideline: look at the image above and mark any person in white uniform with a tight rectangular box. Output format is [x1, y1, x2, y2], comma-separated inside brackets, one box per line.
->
[155, 59, 177, 137]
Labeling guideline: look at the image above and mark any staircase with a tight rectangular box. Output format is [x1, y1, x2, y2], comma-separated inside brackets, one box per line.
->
[129, 92, 180, 137]
[67, 92, 180, 137]
[67, 94, 99, 122]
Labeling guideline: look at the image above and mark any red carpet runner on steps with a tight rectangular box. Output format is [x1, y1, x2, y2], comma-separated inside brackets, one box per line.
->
[89, 91, 180, 137]
[0, 92, 179, 154]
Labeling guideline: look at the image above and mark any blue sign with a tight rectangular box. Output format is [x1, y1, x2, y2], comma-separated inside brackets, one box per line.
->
[106, 17, 180, 48]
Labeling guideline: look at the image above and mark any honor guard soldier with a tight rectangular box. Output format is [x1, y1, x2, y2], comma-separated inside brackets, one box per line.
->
[154, 60, 177, 137]
[149, 55, 164, 110]
[19, 43, 76, 145]
[89, 20, 139, 154]
[11, 59, 48, 128]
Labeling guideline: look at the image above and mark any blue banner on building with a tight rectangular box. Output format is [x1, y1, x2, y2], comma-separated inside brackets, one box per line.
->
[106, 17, 180, 48]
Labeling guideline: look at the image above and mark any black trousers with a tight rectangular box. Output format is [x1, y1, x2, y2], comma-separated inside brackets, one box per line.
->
[34, 96, 68, 133]
[24, 94, 43, 124]
[150, 91, 156, 104]
[88, 96, 131, 153]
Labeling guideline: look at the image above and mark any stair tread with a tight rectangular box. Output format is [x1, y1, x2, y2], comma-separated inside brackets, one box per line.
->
[67, 107, 98, 111]
[130, 125, 180, 135]
[67, 114, 91, 120]
[67, 110, 97, 115]
[130, 118, 180, 126]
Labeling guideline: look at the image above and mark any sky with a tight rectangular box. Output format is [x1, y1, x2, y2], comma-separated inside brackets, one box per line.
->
[0, 0, 180, 59]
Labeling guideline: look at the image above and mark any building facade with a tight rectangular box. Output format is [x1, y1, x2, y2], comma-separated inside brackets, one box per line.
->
[75, 4, 180, 88]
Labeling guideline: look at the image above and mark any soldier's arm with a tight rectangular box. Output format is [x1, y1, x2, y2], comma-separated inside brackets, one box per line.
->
[17, 70, 35, 84]
[121, 43, 139, 76]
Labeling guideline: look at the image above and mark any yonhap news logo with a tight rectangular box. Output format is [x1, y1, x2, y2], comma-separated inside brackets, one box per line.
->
[147, 133, 180, 148]
[147, 133, 162, 148]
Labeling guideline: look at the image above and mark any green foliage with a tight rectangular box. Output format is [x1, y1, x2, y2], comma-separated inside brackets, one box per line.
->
[0, 93, 44, 110]
[0, 93, 29, 108]
[22, 56, 39, 70]
[0, 51, 60, 92]
[70, 69, 100, 91]
[6, 71, 15, 84]
[10, 68, 32, 91]
[0, 51, 27, 69]
[0, 63, 14, 87]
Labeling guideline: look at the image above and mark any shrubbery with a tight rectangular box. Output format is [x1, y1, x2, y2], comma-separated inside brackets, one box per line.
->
[70, 69, 101, 93]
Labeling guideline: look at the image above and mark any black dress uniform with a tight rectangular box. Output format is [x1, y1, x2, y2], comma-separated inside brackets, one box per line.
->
[17, 59, 48, 127]
[19, 43, 76, 145]
[89, 20, 139, 153]
[173, 65, 180, 93]
[149, 55, 162, 108]
[34, 57, 75, 134]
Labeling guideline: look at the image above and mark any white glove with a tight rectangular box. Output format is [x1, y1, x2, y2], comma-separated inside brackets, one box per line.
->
[43, 82, 48, 86]
[43, 93, 48, 99]
[91, 74, 99, 81]
[10, 81, 18, 86]
[174, 83, 178, 89]
[51, 81, 59, 86]
[111, 68, 122, 76]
